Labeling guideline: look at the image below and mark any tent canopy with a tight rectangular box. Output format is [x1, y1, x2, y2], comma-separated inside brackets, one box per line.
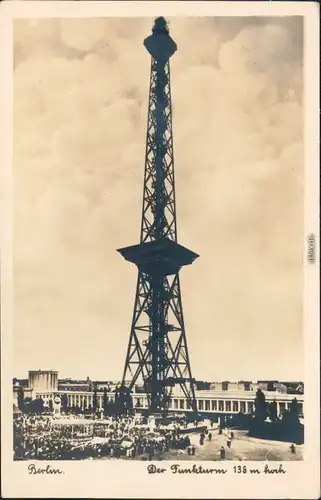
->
[52, 418, 95, 426]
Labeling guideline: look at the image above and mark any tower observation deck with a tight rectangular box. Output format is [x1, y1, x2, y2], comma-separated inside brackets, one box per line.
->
[118, 17, 199, 415]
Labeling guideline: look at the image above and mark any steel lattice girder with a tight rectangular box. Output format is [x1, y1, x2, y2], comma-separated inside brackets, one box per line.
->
[122, 272, 197, 411]
[119, 20, 198, 415]
[140, 60, 177, 243]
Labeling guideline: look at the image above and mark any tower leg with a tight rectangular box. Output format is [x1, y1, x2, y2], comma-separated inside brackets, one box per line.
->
[122, 272, 197, 415]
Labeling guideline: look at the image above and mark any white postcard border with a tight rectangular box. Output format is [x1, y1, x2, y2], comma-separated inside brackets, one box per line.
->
[0, 2, 319, 498]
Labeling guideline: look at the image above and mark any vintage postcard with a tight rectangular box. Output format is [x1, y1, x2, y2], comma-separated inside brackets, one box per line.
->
[0, 1, 319, 498]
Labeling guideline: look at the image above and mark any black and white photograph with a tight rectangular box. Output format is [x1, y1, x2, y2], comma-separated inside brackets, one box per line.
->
[0, 2, 319, 499]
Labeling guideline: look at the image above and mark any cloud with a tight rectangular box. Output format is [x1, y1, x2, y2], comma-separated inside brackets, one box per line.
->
[13, 17, 303, 381]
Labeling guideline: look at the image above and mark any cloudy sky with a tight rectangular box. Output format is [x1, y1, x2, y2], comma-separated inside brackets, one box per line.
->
[13, 16, 304, 382]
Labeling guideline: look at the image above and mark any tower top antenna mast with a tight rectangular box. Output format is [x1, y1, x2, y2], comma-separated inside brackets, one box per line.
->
[144, 17, 177, 62]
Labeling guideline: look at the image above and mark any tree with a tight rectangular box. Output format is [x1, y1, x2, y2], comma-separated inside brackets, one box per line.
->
[268, 399, 278, 421]
[285, 398, 300, 426]
[107, 400, 117, 416]
[93, 386, 98, 414]
[33, 398, 45, 414]
[22, 397, 32, 413]
[115, 386, 133, 416]
[103, 388, 109, 416]
[17, 387, 24, 411]
[24, 398, 44, 414]
[61, 393, 68, 412]
[290, 398, 299, 417]
[254, 389, 268, 423]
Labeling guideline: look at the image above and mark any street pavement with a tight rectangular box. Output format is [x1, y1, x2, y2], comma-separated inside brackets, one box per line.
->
[161, 429, 303, 461]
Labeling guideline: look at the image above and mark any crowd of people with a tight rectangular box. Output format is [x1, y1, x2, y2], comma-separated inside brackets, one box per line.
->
[14, 414, 51, 435]
[13, 413, 195, 461]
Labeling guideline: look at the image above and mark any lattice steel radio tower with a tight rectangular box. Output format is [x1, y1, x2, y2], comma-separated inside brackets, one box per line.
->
[118, 17, 198, 415]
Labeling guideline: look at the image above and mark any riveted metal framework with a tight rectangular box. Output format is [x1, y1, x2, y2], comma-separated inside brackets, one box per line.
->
[118, 18, 198, 415]
[140, 57, 177, 243]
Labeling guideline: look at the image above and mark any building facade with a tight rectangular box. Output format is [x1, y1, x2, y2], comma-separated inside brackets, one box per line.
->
[31, 389, 304, 418]
[14, 371, 304, 419]
[28, 370, 58, 392]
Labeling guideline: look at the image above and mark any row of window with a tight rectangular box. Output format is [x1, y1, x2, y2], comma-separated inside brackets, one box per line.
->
[169, 399, 253, 412]
[133, 399, 252, 412]
[67, 396, 115, 406]
[133, 398, 303, 415]
[35, 393, 303, 415]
